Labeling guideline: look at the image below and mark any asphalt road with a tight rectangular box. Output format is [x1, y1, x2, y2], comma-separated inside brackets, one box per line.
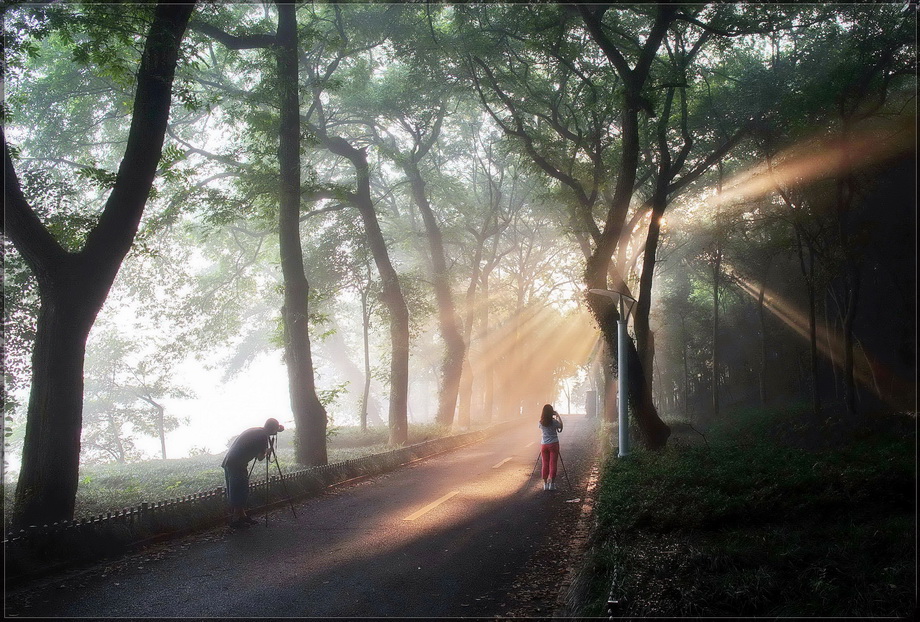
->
[5, 414, 600, 618]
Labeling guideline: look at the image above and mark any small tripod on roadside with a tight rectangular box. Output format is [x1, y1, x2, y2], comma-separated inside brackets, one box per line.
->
[267, 434, 298, 523]
[249, 434, 298, 525]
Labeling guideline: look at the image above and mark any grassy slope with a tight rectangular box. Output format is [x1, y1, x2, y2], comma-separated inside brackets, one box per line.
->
[580, 408, 916, 618]
[2, 423, 451, 529]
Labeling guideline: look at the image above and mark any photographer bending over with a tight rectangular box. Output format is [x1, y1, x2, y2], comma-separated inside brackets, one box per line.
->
[538, 404, 564, 490]
[221, 417, 285, 528]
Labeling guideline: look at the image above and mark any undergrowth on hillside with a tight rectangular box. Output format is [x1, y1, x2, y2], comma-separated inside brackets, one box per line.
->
[581, 408, 916, 618]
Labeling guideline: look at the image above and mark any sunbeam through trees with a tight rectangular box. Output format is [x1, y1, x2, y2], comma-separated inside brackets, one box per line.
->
[3, 1, 915, 551]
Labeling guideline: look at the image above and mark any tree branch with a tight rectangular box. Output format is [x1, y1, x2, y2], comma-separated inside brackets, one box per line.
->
[189, 20, 275, 49]
[2, 131, 68, 273]
[668, 125, 749, 196]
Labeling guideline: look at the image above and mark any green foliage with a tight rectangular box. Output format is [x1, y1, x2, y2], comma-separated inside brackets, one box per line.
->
[317, 381, 349, 410]
[75, 165, 118, 190]
[584, 411, 916, 617]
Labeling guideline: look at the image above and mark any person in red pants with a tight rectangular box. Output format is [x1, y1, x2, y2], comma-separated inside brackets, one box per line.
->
[538, 404, 563, 490]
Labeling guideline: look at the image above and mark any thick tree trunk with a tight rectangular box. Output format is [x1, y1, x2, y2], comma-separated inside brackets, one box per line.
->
[634, 80, 673, 389]
[634, 190, 667, 387]
[4, 3, 194, 528]
[12, 283, 100, 524]
[382, 274, 410, 446]
[405, 164, 465, 428]
[276, 2, 327, 466]
[310, 121, 409, 445]
[588, 298, 670, 449]
[578, 6, 674, 449]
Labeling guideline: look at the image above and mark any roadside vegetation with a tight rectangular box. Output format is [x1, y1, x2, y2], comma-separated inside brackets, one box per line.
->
[580, 407, 916, 618]
[2, 422, 451, 532]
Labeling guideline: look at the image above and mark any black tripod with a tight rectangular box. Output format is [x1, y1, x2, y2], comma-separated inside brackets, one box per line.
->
[267, 435, 297, 523]
[249, 435, 298, 524]
[530, 447, 573, 490]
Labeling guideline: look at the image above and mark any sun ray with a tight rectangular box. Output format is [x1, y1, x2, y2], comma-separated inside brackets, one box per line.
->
[730, 269, 915, 410]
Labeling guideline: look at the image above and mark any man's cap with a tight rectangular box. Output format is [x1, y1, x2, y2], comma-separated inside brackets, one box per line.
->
[265, 417, 285, 433]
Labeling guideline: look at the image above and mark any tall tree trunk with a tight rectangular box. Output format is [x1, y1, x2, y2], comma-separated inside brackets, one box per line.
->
[757, 277, 769, 406]
[681, 315, 690, 418]
[363, 198, 410, 446]
[106, 411, 126, 464]
[137, 393, 168, 460]
[634, 86, 673, 390]
[404, 162, 465, 428]
[842, 271, 861, 417]
[794, 226, 822, 419]
[3, 3, 194, 528]
[480, 270, 495, 422]
[360, 284, 372, 432]
[588, 299, 670, 447]
[579, 5, 674, 450]
[304, 109, 409, 443]
[276, 1, 327, 466]
[711, 243, 721, 418]
[457, 235, 485, 428]
[347, 151, 410, 445]
[139, 396, 168, 460]
[634, 190, 667, 388]
[711, 163, 725, 419]
[582, 105, 670, 440]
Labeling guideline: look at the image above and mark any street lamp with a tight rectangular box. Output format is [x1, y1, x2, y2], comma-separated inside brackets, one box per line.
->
[588, 288, 637, 457]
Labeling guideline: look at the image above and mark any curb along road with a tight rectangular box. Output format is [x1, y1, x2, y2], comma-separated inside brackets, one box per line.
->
[553, 460, 602, 617]
[5, 416, 601, 618]
[3, 419, 521, 586]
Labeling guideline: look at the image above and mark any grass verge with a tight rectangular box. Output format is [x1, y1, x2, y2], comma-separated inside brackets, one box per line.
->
[579, 409, 916, 618]
[2, 422, 452, 531]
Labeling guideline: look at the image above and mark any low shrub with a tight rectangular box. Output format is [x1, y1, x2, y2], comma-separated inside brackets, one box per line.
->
[582, 409, 916, 618]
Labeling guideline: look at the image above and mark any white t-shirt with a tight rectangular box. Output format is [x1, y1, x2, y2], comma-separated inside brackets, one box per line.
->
[539, 421, 562, 445]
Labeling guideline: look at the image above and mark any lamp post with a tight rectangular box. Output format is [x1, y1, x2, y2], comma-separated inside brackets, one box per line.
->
[588, 289, 637, 457]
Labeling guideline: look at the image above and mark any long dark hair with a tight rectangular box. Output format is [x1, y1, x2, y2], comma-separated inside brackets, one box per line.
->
[539, 404, 556, 427]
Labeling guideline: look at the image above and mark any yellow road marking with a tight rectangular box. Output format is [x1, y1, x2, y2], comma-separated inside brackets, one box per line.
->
[403, 490, 460, 521]
[492, 457, 513, 469]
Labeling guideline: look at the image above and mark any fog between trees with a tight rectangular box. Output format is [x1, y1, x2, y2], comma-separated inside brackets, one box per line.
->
[3, 3, 915, 528]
